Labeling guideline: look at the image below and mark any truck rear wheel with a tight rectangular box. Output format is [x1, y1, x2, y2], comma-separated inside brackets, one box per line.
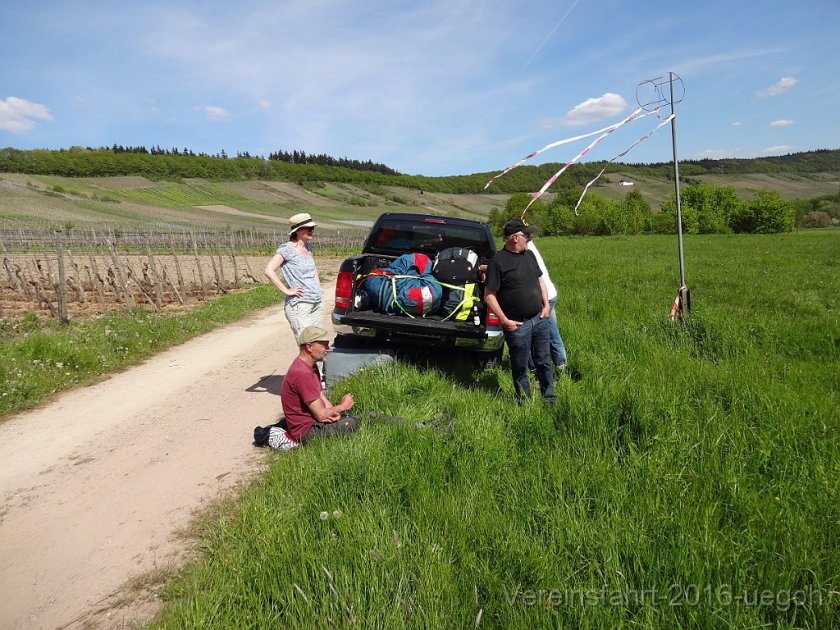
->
[473, 348, 503, 370]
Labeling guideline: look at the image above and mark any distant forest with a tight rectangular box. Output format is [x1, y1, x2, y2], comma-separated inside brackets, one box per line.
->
[1, 145, 838, 195]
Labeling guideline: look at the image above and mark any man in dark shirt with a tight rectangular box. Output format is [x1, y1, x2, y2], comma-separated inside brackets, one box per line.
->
[484, 218, 554, 403]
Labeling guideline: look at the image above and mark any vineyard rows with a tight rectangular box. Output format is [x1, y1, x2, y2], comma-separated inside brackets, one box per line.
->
[0, 229, 354, 322]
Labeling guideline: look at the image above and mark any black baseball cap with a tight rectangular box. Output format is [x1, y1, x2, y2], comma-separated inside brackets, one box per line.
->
[502, 218, 537, 237]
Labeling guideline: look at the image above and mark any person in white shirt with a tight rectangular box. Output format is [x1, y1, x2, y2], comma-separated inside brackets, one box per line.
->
[527, 239, 568, 371]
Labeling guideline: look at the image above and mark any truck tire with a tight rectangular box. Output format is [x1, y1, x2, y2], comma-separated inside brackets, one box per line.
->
[473, 347, 503, 370]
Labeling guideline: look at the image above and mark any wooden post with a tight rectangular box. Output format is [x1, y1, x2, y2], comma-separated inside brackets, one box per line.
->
[54, 229, 69, 324]
[169, 237, 186, 298]
[216, 243, 226, 290]
[191, 232, 207, 299]
[107, 240, 134, 306]
[207, 244, 227, 293]
[162, 267, 185, 305]
[146, 240, 164, 310]
[85, 265, 105, 307]
[228, 230, 240, 288]
[1, 239, 24, 295]
[87, 252, 106, 306]
[66, 248, 87, 305]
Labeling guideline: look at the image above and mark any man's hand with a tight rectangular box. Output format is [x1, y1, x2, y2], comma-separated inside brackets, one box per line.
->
[503, 318, 522, 332]
[540, 304, 550, 318]
[340, 393, 355, 410]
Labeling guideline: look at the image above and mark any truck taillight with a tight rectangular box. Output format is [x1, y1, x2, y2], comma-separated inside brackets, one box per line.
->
[486, 311, 501, 326]
[335, 271, 353, 309]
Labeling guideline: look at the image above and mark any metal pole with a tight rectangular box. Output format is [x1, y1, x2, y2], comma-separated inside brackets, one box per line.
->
[636, 71, 690, 317]
[669, 72, 689, 315]
[55, 228, 69, 324]
[670, 73, 686, 286]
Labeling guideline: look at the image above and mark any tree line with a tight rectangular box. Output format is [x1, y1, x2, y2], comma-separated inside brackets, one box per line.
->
[2, 146, 838, 196]
[489, 181, 838, 236]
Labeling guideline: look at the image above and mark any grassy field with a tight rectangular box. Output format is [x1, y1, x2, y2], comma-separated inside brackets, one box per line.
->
[148, 230, 838, 628]
[0, 174, 510, 232]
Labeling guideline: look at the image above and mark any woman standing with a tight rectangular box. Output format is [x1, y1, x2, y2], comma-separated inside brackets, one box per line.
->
[264, 212, 325, 343]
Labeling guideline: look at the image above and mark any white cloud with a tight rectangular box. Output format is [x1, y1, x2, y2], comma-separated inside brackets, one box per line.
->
[258, 99, 270, 109]
[769, 119, 794, 127]
[198, 105, 232, 121]
[731, 121, 741, 127]
[762, 145, 795, 154]
[0, 97, 53, 133]
[756, 76, 797, 98]
[561, 93, 627, 126]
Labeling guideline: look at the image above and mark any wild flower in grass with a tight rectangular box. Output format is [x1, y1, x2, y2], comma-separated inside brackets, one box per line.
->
[332, 510, 342, 519]
[56, 362, 64, 368]
[64, 372, 71, 376]
[320, 511, 329, 521]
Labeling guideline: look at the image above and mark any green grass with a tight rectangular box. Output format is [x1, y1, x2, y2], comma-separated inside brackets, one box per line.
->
[150, 230, 838, 628]
[0, 285, 283, 418]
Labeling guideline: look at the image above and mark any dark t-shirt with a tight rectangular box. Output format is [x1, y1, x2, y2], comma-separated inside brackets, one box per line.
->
[281, 357, 323, 441]
[484, 248, 543, 322]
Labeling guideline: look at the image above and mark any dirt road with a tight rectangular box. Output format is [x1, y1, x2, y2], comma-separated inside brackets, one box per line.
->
[0, 284, 336, 629]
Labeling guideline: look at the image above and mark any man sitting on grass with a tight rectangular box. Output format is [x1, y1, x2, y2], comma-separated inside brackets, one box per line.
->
[280, 325, 359, 446]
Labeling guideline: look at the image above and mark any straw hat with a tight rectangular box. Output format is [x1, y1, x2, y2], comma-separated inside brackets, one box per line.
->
[288, 212, 317, 237]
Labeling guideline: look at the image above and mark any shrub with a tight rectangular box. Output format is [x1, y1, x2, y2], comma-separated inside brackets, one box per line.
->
[648, 211, 676, 234]
[731, 190, 795, 233]
[803, 210, 832, 228]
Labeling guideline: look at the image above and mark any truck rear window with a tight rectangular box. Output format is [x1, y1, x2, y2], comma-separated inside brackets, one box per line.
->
[365, 219, 493, 257]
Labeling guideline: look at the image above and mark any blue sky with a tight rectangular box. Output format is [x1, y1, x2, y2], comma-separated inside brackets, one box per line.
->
[1, 0, 838, 177]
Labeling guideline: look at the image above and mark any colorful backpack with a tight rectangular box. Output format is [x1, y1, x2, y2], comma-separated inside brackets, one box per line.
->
[361, 253, 442, 317]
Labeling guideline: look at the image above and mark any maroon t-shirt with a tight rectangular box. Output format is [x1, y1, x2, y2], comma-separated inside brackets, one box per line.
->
[281, 357, 323, 441]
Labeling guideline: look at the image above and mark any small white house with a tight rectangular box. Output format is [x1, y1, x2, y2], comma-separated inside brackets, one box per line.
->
[618, 179, 634, 186]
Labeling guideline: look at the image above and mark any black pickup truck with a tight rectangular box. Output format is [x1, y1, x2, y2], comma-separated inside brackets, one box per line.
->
[331, 212, 504, 367]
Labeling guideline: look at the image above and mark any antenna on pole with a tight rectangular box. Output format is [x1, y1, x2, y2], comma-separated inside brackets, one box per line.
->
[637, 72, 690, 318]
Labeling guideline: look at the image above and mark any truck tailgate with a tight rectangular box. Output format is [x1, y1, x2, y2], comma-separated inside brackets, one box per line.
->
[340, 312, 487, 339]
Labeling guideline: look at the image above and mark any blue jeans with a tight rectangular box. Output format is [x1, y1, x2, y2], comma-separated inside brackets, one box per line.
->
[504, 313, 554, 402]
[529, 298, 567, 369]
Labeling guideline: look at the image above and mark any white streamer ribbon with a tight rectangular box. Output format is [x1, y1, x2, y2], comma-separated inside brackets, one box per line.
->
[573, 112, 673, 214]
[484, 107, 645, 190]
[522, 108, 661, 215]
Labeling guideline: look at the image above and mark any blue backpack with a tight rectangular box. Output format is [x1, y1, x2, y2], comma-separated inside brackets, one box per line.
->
[361, 253, 442, 317]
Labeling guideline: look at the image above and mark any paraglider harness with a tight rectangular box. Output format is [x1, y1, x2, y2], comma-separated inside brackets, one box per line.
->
[355, 250, 480, 321]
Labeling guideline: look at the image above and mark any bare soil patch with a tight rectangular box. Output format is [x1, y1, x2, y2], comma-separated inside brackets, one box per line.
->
[0, 280, 337, 629]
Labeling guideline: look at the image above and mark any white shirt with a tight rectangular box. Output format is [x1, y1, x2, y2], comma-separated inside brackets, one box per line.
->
[527, 241, 557, 302]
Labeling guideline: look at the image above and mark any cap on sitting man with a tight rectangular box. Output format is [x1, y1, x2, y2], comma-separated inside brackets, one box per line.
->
[298, 326, 331, 346]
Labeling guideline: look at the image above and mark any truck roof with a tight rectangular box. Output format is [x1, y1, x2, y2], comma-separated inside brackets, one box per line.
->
[363, 212, 496, 258]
